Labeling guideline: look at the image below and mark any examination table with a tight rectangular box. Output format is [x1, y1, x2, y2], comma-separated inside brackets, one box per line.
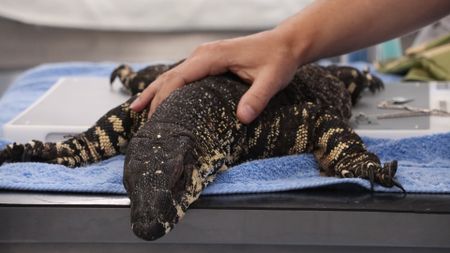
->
[1, 189, 450, 253]
[1, 64, 449, 253]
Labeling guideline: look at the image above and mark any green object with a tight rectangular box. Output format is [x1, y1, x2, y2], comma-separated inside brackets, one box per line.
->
[406, 33, 450, 55]
[377, 33, 450, 81]
[404, 66, 435, 81]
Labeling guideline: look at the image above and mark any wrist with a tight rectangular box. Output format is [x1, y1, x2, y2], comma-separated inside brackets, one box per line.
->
[271, 19, 315, 66]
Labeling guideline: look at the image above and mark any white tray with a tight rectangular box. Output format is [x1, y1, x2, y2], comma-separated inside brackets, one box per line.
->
[3, 79, 449, 142]
[353, 82, 450, 139]
[3, 77, 130, 142]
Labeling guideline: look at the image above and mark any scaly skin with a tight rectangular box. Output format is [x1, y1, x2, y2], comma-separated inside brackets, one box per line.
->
[0, 63, 402, 241]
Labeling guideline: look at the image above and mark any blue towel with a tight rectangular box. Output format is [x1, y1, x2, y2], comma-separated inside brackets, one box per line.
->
[0, 62, 449, 195]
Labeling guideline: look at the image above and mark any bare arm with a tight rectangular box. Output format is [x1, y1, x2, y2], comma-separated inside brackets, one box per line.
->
[130, 0, 450, 124]
[280, 0, 450, 65]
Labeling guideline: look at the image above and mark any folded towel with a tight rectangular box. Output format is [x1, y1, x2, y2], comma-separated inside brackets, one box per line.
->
[0, 62, 448, 195]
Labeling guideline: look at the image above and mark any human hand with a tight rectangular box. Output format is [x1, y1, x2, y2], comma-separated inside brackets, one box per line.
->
[129, 29, 300, 124]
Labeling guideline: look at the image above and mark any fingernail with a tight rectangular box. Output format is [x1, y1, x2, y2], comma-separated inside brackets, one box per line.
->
[240, 104, 256, 123]
[130, 96, 140, 109]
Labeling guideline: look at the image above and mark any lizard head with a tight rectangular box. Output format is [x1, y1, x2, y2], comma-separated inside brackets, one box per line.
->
[124, 131, 203, 241]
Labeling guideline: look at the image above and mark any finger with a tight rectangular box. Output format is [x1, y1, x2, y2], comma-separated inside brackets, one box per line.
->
[137, 41, 230, 117]
[237, 72, 283, 124]
[146, 53, 229, 118]
[147, 72, 187, 118]
[129, 60, 200, 112]
[177, 51, 228, 81]
[129, 84, 157, 111]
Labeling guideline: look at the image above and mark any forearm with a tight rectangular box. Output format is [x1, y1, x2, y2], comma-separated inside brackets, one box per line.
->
[132, 0, 449, 124]
[275, 0, 450, 65]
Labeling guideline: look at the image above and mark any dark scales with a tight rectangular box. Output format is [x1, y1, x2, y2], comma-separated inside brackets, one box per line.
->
[0, 63, 403, 240]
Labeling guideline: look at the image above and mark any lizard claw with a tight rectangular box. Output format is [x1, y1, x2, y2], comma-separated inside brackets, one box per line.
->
[0, 151, 6, 166]
[392, 178, 406, 194]
[110, 64, 132, 85]
[361, 159, 405, 193]
[380, 160, 406, 193]
[110, 64, 124, 84]
[362, 67, 384, 93]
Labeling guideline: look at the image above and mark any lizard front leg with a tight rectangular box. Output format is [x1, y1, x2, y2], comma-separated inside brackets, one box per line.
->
[110, 64, 172, 95]
[0, 96, 148, 167]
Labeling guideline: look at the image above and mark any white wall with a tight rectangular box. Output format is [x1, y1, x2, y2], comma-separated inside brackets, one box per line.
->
[0, 0, 313, 31]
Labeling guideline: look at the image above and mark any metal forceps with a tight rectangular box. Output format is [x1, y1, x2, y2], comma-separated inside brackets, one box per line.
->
[377, 99, 450, 119]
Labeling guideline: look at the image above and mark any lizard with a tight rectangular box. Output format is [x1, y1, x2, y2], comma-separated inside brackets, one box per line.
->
[0, 63, 404, 240]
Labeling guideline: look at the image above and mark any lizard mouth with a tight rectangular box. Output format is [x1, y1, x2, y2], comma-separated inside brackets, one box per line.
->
[132, 218, 167, 241]
[128, 161, 195, 241]
[124, 135, 197, 241]
[127, 161, 201, 241]
[129, 189, 177, 241]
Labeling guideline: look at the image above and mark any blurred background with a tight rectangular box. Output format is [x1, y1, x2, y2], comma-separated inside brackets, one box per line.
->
[0, 0, 448, 95]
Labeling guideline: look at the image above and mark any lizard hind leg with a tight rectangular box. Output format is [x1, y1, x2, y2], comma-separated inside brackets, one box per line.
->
[325, 65, 384, 105]
[361, 159, 404, 193]
[380, 160, 405, 192]
[361, 67, 384, 93]
[334, 152, 404, 192]
[309, 105, 404, 192]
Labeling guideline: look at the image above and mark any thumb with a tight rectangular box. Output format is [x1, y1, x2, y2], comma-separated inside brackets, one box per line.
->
[237, 74, 281, 124]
